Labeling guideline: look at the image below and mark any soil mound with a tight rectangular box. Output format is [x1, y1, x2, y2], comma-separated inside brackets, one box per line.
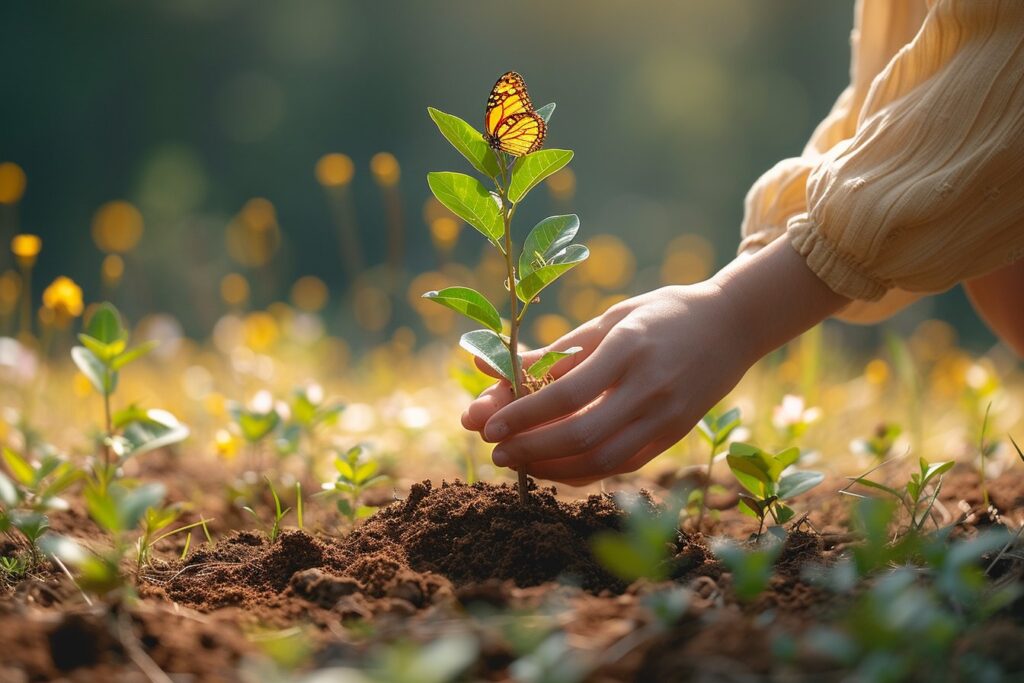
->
[148, 480, 701, 617]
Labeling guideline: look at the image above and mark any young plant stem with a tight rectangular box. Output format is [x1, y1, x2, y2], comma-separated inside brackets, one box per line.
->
[697, 443, 717, 526]
[495, 151, 529, 504]
[103, 381, 113, 471]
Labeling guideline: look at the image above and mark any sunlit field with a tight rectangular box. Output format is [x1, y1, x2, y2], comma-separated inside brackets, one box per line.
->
[3, 1, 1024, 681]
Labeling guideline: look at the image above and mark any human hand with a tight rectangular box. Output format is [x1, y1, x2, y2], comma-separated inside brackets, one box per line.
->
[462, 282, 758, 485]
[462, 236, 849, 486]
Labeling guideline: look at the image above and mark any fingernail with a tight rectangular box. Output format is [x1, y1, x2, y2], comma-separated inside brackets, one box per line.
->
[485, 421, 508, 441]
[492, 448, 510, 467]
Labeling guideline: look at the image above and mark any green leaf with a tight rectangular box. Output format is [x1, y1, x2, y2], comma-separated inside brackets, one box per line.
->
[2, 448, 34, 487]
[120, 409, 190, 458]
[85, 486, 122, 534]
[777, 470, 824, 500]
[459, 329, 513, 382]
[519, 214, 580, 280]
[592, 534, 661, 582]
[77, 334, 125, 364]
[427, 108, 500, 178]
[356, 505, 377, 519]
[85, 303, 126, 345]
[526, 347, 581, 379]
[110, 340, 158, 371]
[848, 476, 904, 501]
[508, 149, 573, 203]
[422, 287, 502, 333]
[921, 460, 954, 485]
[354, 461, 379, 485]
[335, 458, 356, 481]
[71, 346, 117, 395]
[515, 244, 589, 303]
[726, 451, 771, 497]
[535, 102, 556, 123]
[120, 483, 166, 531]
[426, 172, 503, 245]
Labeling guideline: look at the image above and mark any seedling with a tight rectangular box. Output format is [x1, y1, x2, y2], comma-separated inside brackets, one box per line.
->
[42, 480, 166, 599]
[726, 442, 824, 538]
[591, 492, 684, 582]
[320, 446, 389, 528]
[230, 391, 282, 468]
[72, 302, 189, 487]
[275, 384, 344, 461]
[424, 72, 587, 503]
[976, 402, 998, 507]
[693, 407, 741, 523]
[712, 538, 783, 603]
[135, 504, 214, 570]
[850, 423, 902, 461]
[0, 446, 81, 560]
[0, 555, 28, 582]
[244, 476, 292, 542]
[843, 456, 953, 533]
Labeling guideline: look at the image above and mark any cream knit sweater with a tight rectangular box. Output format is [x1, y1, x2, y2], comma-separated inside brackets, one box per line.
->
[740, 0, 1024, 323]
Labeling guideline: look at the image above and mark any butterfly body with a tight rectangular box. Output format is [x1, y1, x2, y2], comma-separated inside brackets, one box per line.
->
[483, 71, 546, 157]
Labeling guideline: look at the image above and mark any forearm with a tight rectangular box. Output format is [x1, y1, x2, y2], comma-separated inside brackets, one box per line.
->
[712, 236, 850, 360]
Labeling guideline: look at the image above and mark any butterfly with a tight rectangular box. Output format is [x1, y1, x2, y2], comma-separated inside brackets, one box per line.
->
[483, 71, 546, 157]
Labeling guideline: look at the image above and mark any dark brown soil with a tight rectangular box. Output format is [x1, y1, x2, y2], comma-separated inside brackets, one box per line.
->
[143, 480, 715, 624]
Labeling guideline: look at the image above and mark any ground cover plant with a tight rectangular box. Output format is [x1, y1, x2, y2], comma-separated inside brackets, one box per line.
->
[1, 72, 1024, 683]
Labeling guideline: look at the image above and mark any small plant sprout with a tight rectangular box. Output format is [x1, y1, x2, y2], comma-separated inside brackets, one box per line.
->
[276, 384, 344, 460]
[42, 480, 167, 599]
[726, 442, 824, 538]
[843, 456, 954, 533]
[693, 407, 741, 523]
[591, 492, 684, 582]
[243, 476, 292, 542]
[135, 504, 214, 571]
[976, 402, 999, 508]
[71, 302, 189, 487]
[320, 446, 389, 528]
[0, 447, 81, 560]
[230, 390, 282, 468]
[424, 73, 586, 503]
[850, 423, 903, 461]
[0, 555, 28, 583]
[712, 538, 783, 603]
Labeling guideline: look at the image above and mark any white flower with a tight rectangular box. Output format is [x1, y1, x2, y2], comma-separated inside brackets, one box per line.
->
[772, 394, 821, 431]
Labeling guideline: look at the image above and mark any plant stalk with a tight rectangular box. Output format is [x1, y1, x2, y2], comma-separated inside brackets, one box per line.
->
[103, 378, 113, 472]
[496, 151, 528, 504]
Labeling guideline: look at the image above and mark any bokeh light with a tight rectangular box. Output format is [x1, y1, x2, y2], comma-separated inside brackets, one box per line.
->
[370, 152, 400, 187]
[291, 275, 329, 312]
[316, 153, 355, 187]
[0, 162, 27, 204]
[91, 200, 144, 254]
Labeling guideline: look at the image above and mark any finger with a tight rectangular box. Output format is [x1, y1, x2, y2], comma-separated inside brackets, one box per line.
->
[520, 419, 663, 483]
[461, 382, 515, 431]
[489, 386, 639, 463]
[482, 329, 633, 441]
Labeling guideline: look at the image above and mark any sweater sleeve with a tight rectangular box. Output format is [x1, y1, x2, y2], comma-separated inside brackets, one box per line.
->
[740, 0, 929, 256]
[789, 0, 1024, 302]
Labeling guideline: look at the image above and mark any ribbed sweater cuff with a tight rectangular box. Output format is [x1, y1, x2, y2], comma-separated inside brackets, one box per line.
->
[788, 214, 889, 302]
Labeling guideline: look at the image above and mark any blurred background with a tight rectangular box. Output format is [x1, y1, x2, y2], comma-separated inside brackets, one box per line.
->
[0, 0, 997, 354]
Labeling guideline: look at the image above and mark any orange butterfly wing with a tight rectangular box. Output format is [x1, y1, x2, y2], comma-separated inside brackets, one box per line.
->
[484, 71, 546, 157]
[491, 112, 546, 157]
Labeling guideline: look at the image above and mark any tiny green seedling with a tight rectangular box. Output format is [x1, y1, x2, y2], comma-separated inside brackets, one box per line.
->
[842, 456, 954, 533]
[424, 73, 587, 503]
[72, 302, 189, 487]
[726, 442, 824, 538]
[230, 392, 282, 468]
[591, 492, 684, 582]
[0, 447, 81, 560]
[850, 423, 902, 461]
[244, 476, 292, 543]
[275, 385, 344, 461]
[0, 555, 28, 582]
[320, 446, 389, 528]
[135, 504, 214, 570]
[43, 480, 167, 599]
[976, 402, 998, 508]
[712, 538, 783, 603]
[693, 407, 741, 523]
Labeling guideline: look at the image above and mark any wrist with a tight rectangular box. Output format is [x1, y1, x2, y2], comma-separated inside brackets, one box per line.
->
[711, 236, 849, 359]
